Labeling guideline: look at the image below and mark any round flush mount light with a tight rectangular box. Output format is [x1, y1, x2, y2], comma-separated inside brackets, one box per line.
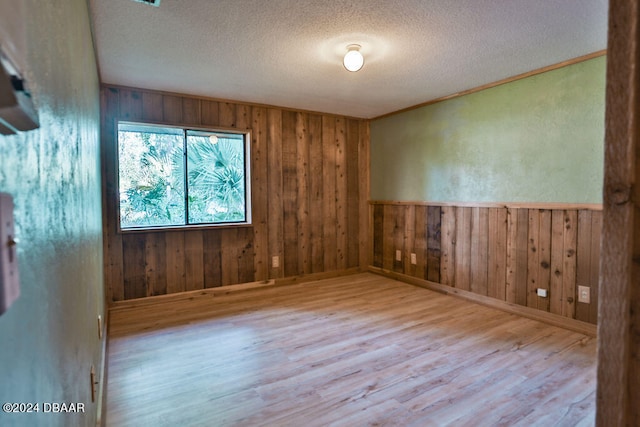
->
[209, 135, 218, 144]
[343, 44, 364, 72]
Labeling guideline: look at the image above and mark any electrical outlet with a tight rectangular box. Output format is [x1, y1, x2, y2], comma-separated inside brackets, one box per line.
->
[272, 256, 280, 268]
[536, 288, 548, 298]
[578, 285, 590, 303]
[0, 193, 20, 316]
[410, 253, 417, 265]
[395, 250, 402, 262]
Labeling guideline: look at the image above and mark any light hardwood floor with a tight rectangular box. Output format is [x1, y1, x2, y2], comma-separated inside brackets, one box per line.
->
[106, 273, 596, 426]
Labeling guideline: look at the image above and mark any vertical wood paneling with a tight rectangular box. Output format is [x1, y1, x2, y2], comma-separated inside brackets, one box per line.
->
[426, 206, 441, 282]
[296, 113, 311, 275]
[537, 210, 552, 312]
[102, 86, 366, 301]
[527, 209, 540, 308]
[576, 210, 593, 322]
[165, 231, 186, 294]
[470, 207, 488, 295]
[141, 92, 161, 121]
[252, 107, 269, 281]
[589, 211, 601, 323]
[404, 205, 416, 274]
[414, 206, 427, 279]
[203, 229, 222, 288]
[236, 105, 258, 281]
[120, 89, 143, 121]
[346, 119, 360, 269]
[122, 234, 146, 299]
[182, 98, 201, 124]
[515, 209, 529, 306]
[505, 208, 518, 304]
[184, 231, 204, 291]
[163, 95, 183, 123]
[308, 115, 324, 274]
[219, 102, 236, 128]
[322, 116, 338, 272]
[370, 202, 601, 325]
[235, 104, 251, 131]
[281, 111, 299, 277]
[487, 208, 507, 300]
[358, 121, 370, 269]
[382, 205, 395, 271]
[221, 230, 238, 285]
[562, 211, 578, 318]
[144, 233, 166, 296]
[440, 206, 456, 286]
[454, 207, 471, 291]
[372, 204, 384, 268]
[335, 118, 348, 270]
[392, 205, 406, 273]
[201, 100, 220, 126]
[102, 87, 124, 302]
[550, 210, 565, 315]
[237, 228, 255, 284]
[267, 109, 283, 279]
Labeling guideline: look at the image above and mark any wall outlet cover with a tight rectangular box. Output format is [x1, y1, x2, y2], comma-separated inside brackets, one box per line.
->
[578, 285, 591, 303]
[0, 193, 20, 316]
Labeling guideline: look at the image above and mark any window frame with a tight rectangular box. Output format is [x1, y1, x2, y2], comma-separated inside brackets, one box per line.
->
[115, 120, 252, 233]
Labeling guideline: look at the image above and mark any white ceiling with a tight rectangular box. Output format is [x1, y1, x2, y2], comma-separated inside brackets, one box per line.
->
[88, 0, 608, 119]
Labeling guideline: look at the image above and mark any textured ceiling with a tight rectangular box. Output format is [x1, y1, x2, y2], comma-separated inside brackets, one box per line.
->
[88, 0, 608, 119]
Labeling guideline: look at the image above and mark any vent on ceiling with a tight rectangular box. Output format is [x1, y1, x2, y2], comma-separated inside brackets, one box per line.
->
[131, 0, 161, 6]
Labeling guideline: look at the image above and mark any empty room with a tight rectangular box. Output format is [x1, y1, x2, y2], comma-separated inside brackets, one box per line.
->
[0, 0, 638, 426]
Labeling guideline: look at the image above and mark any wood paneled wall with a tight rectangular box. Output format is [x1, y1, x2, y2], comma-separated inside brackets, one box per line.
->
[372, 202, 602, 324]
[101, 85, 369, 302]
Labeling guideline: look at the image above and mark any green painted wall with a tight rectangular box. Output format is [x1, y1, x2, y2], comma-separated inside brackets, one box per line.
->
[0, 1, 104, 426]
[370, 56, 606, 203]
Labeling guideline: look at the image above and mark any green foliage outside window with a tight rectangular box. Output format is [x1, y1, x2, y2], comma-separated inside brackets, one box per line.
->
[118, 123, 249, 230]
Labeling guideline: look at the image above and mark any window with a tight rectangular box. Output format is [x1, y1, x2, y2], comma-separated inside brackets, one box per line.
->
[117, 122, 251, 231]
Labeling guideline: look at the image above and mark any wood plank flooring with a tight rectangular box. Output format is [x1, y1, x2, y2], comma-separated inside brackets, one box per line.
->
[106, 273, 596, 426]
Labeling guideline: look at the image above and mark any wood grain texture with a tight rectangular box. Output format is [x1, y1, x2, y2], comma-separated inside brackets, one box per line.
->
[562, 211, 578, 318]
[358, 121, 371, 269]
[537, 210, 552, 313]
[550, 210, 565, 316]
[322, 116, 338, 272]
[440, 206, 456, 287]
[454, 207, 471, 291]
[107, 273, 596, 426]
[597, 2, 639, 425]
[404, 205, 416, 276]
[101, 86, 367, 301]
[267, 108, 284, 279]
[335, 118, 348, 271]
[371, 203, 602, 325]
[426, 206, 441, 282]
[470, 207, 488, 295]
[346, 119, 361, 269]
[487, 208, 507, 300]
[251, 106, 269, 281]
[414, 205, 427, 279]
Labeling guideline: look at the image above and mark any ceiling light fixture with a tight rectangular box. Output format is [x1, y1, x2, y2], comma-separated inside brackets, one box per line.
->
[343, 44, 364, 72]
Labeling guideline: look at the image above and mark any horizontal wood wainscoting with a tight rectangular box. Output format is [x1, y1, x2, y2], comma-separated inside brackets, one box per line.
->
[371, 202, 602, 325]
[101, 85, 370, 302]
